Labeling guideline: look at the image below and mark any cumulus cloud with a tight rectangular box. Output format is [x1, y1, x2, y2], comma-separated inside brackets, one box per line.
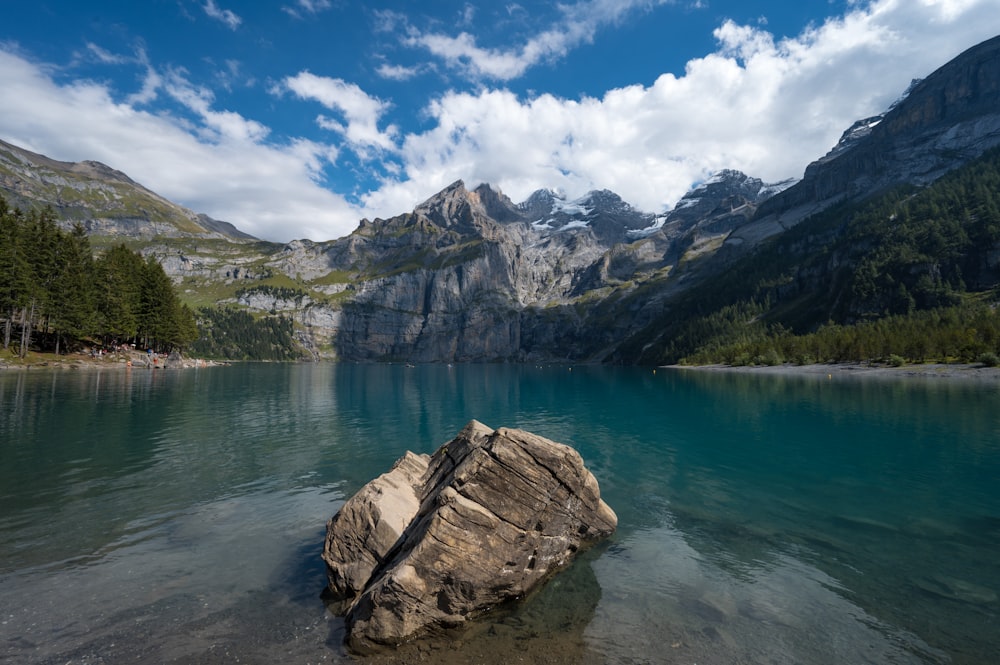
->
[363, 0, 1000, 216]
[279, 71, 399, 154]
[0, 48, 358, 242]
[203, 0, 241, 30]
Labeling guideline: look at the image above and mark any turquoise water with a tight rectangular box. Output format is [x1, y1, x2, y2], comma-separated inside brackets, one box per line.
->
[1, 364, 998, 664]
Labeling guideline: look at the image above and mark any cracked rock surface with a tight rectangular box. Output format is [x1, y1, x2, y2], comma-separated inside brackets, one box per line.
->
[322, 420, 617, 652]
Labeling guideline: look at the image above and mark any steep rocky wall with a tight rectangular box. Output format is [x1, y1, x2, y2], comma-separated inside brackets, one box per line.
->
[334, 241, 523, 361]
[327, 211, 668, 362]
[757, 36, 1000, 222]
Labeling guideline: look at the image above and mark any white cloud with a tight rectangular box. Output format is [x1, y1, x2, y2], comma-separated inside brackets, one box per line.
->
[1, 0, 999, 245]
[84, 43, 129, 66]
[399, 0, 672, 80]
[75, 43, 165, 106]
[128, 49, 163, 106]
[283, 0, 333, 19]
[297, 0, 332, 13]
[0, 48, 359, 242]
[203, 0, 241, 30]
[363, 0, 1000, 217]
[376, 62, 422, 81]
[459, 3, 477, 27]
[372, 9, 408, 34]
[163, 68, 270, 143]
[279, 72, 399, 154]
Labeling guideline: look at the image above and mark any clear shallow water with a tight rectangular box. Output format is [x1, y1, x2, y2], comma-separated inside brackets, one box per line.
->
[1, 364, 998, 664]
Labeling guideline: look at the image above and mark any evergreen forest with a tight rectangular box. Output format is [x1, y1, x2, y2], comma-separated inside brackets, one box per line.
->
[188, 307, 301, 361]
[0, 197, 198, 358]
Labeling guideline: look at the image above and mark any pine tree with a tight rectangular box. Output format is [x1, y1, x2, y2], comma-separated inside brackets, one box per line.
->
[171, 302, 199, 350]
[0, 201, 33, 351]
[27, 206, 61, 336]
[94, 244, 143, 347]
[49, 224, 96, 354]
[138, 255, 181, 352]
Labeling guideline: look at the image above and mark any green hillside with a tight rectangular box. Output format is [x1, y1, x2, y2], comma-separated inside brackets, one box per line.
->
[617, 147, 1000, 366]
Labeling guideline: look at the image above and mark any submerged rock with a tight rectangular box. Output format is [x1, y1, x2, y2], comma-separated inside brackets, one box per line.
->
[322, 420, 617, 652]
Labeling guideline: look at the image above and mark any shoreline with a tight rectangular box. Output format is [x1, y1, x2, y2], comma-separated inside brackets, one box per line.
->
[664, 361, 1000, 381]
[0, 351, 223, 371]
[5, 356, 999, 380]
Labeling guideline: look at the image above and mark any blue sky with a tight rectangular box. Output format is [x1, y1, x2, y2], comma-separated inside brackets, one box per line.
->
[2, 1, 999, 242]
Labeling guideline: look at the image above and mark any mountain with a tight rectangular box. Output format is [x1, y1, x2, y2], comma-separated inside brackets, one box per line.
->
[734, 35, 1000, 248]
[3, 35, 999, 364]
[0, 139, 255, 241]
[519, 188, 654, 242]
[610, 35, 1000, 364]
[276, 181, 671, 360]
[280, 170, 800, 361]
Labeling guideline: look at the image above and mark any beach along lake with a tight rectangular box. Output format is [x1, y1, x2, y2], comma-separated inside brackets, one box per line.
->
[1, 363, 998, 664]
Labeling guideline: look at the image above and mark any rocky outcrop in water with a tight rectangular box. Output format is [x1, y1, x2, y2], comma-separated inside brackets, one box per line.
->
[322, 420, 617, 653]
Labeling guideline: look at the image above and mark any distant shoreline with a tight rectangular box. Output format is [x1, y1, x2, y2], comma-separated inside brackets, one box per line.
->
[665, 362, 1000, 381]
[0, 352, 223, 371]
[4, 356, 999, 380]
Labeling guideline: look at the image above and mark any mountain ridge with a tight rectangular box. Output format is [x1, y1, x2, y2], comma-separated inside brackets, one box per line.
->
[0, 138, 256, 241]
[747, 35, 1000, 239]
[3, 34, 999, 363]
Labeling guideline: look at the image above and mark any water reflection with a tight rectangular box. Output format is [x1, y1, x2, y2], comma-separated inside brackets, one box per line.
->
[358, 549, 605, 665]
[622, 369, 1000, 664]
[0, 482, 342, 664]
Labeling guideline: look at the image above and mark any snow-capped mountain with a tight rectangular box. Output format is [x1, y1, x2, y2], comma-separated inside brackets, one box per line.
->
[519, 188, 654, 243]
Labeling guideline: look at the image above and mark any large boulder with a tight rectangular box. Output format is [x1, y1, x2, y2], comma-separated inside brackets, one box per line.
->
[322, 420, 618, 652]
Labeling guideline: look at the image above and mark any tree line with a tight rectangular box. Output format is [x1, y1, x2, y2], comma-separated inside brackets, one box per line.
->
[0, 197, 198, 358]
[679, 301, 1000, 367]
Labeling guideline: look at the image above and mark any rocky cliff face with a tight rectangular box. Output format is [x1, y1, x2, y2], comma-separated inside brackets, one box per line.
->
[332, 185, 518, 361]
[601, 170, 795, 278]
[324, 178, 763, 361]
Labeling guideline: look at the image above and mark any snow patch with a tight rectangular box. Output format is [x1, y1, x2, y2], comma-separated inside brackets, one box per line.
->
[551, 199, 591, 216]
[699, 172, 728, 188]
[758, 178, 798, 199]
[626, 214, 667, 239]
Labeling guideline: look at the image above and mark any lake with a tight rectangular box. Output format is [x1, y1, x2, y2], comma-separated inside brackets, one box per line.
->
[1, 363, 998, 664]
